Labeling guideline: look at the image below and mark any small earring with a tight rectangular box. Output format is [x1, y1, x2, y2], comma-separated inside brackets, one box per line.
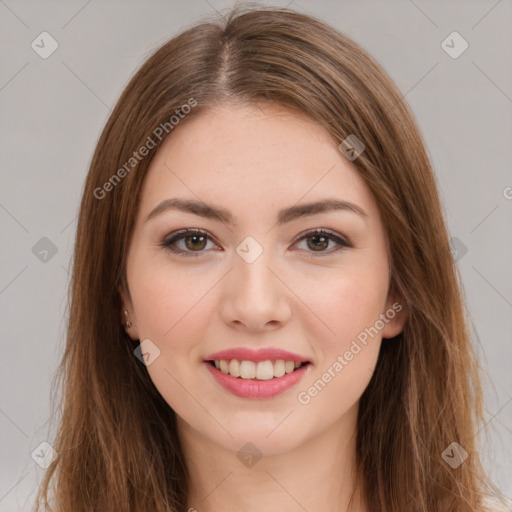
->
[124, 309, 132, 329]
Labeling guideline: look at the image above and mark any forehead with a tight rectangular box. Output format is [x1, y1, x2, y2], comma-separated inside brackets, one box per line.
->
[137, 102, 378, 226]
[159, 101, 337, 162]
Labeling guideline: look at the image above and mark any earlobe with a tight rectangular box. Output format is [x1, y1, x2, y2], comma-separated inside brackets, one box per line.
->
[118, 285, 139, 340]
[381, 294, 408, 340]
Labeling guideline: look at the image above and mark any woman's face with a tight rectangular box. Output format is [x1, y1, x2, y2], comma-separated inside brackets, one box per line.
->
[121, 102, 406, 455]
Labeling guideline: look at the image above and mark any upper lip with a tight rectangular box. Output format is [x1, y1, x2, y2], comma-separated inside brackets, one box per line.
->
[205, 347, 310, 363]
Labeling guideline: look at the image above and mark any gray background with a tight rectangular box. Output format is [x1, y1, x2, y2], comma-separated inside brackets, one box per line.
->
[1, 0, 511, 509]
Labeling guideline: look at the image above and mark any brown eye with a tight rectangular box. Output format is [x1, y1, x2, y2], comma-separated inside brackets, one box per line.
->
[184, 234, 207, 251]
[294, 229, 352, 256]
[160, 229, 216, 257]
[306, 234, 329, 251]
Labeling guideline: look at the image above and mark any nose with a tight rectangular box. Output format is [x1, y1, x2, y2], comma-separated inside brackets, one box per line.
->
[218, 245, 293, 333]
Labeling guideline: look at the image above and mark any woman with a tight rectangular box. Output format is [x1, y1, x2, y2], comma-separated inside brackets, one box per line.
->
[34, 5, 509, 511]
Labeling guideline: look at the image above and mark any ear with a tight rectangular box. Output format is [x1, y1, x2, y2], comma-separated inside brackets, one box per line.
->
[381, 291, 408, 340]
[119, 283, 140, 340]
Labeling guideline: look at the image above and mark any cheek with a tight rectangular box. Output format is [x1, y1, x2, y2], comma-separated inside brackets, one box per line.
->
[306, 267, 389, 349]
[130, 264, 215, 416]
[129, 259, 221, 394]
[295, 266, 388, 413]
[297, 276, 385, 415]
[129, 251, 211, 339]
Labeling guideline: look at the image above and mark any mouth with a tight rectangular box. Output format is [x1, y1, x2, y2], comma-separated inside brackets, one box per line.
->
[206, 359, 311, 381]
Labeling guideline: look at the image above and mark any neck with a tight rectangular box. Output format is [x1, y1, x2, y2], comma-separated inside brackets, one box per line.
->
[178, 403, 366, 512]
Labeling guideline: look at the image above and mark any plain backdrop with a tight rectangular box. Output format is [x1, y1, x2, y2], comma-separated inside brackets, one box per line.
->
[0, 1, 511, 510]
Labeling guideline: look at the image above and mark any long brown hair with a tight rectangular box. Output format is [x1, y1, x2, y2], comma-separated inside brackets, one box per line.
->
[34, 4, 506, 511]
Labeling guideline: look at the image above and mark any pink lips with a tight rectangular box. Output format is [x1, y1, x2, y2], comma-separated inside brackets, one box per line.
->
[204, 362, 309, 399]
[205, 347, 309, 363]
[204, 347, 311, 399]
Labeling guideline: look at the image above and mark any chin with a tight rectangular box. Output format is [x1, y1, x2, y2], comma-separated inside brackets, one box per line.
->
[211, 415, 311, 457]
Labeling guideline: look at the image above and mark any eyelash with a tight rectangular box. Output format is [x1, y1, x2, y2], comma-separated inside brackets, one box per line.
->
[159, 228, 353, 258]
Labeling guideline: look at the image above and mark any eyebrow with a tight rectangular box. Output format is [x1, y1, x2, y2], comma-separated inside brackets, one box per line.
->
[145, 197, 368, 226]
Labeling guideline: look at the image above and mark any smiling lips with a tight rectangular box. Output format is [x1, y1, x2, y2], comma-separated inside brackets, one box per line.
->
[204, 347, 311, 399]
[211, 359, 304, 380]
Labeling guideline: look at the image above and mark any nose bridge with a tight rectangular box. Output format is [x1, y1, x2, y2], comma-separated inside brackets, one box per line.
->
[234, 237, 280, 300]
[219, 236, 292, 330]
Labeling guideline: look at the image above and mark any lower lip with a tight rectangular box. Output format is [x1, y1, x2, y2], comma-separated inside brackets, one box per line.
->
[204, 362, 310, 399]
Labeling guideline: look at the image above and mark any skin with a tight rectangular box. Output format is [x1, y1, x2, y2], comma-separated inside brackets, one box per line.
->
[120, 102, 407, 512]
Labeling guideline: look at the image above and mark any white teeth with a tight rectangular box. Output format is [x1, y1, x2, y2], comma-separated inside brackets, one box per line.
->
[274, 359, 286, 377]
[240, 360, 256, 379]
[212, 359, 306, 380]
[256, 360, 274, 380]
[229, 359, 241, 377]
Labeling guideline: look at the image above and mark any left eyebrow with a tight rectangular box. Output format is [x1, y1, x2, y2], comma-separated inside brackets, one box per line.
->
[144, 197, 368, 226]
